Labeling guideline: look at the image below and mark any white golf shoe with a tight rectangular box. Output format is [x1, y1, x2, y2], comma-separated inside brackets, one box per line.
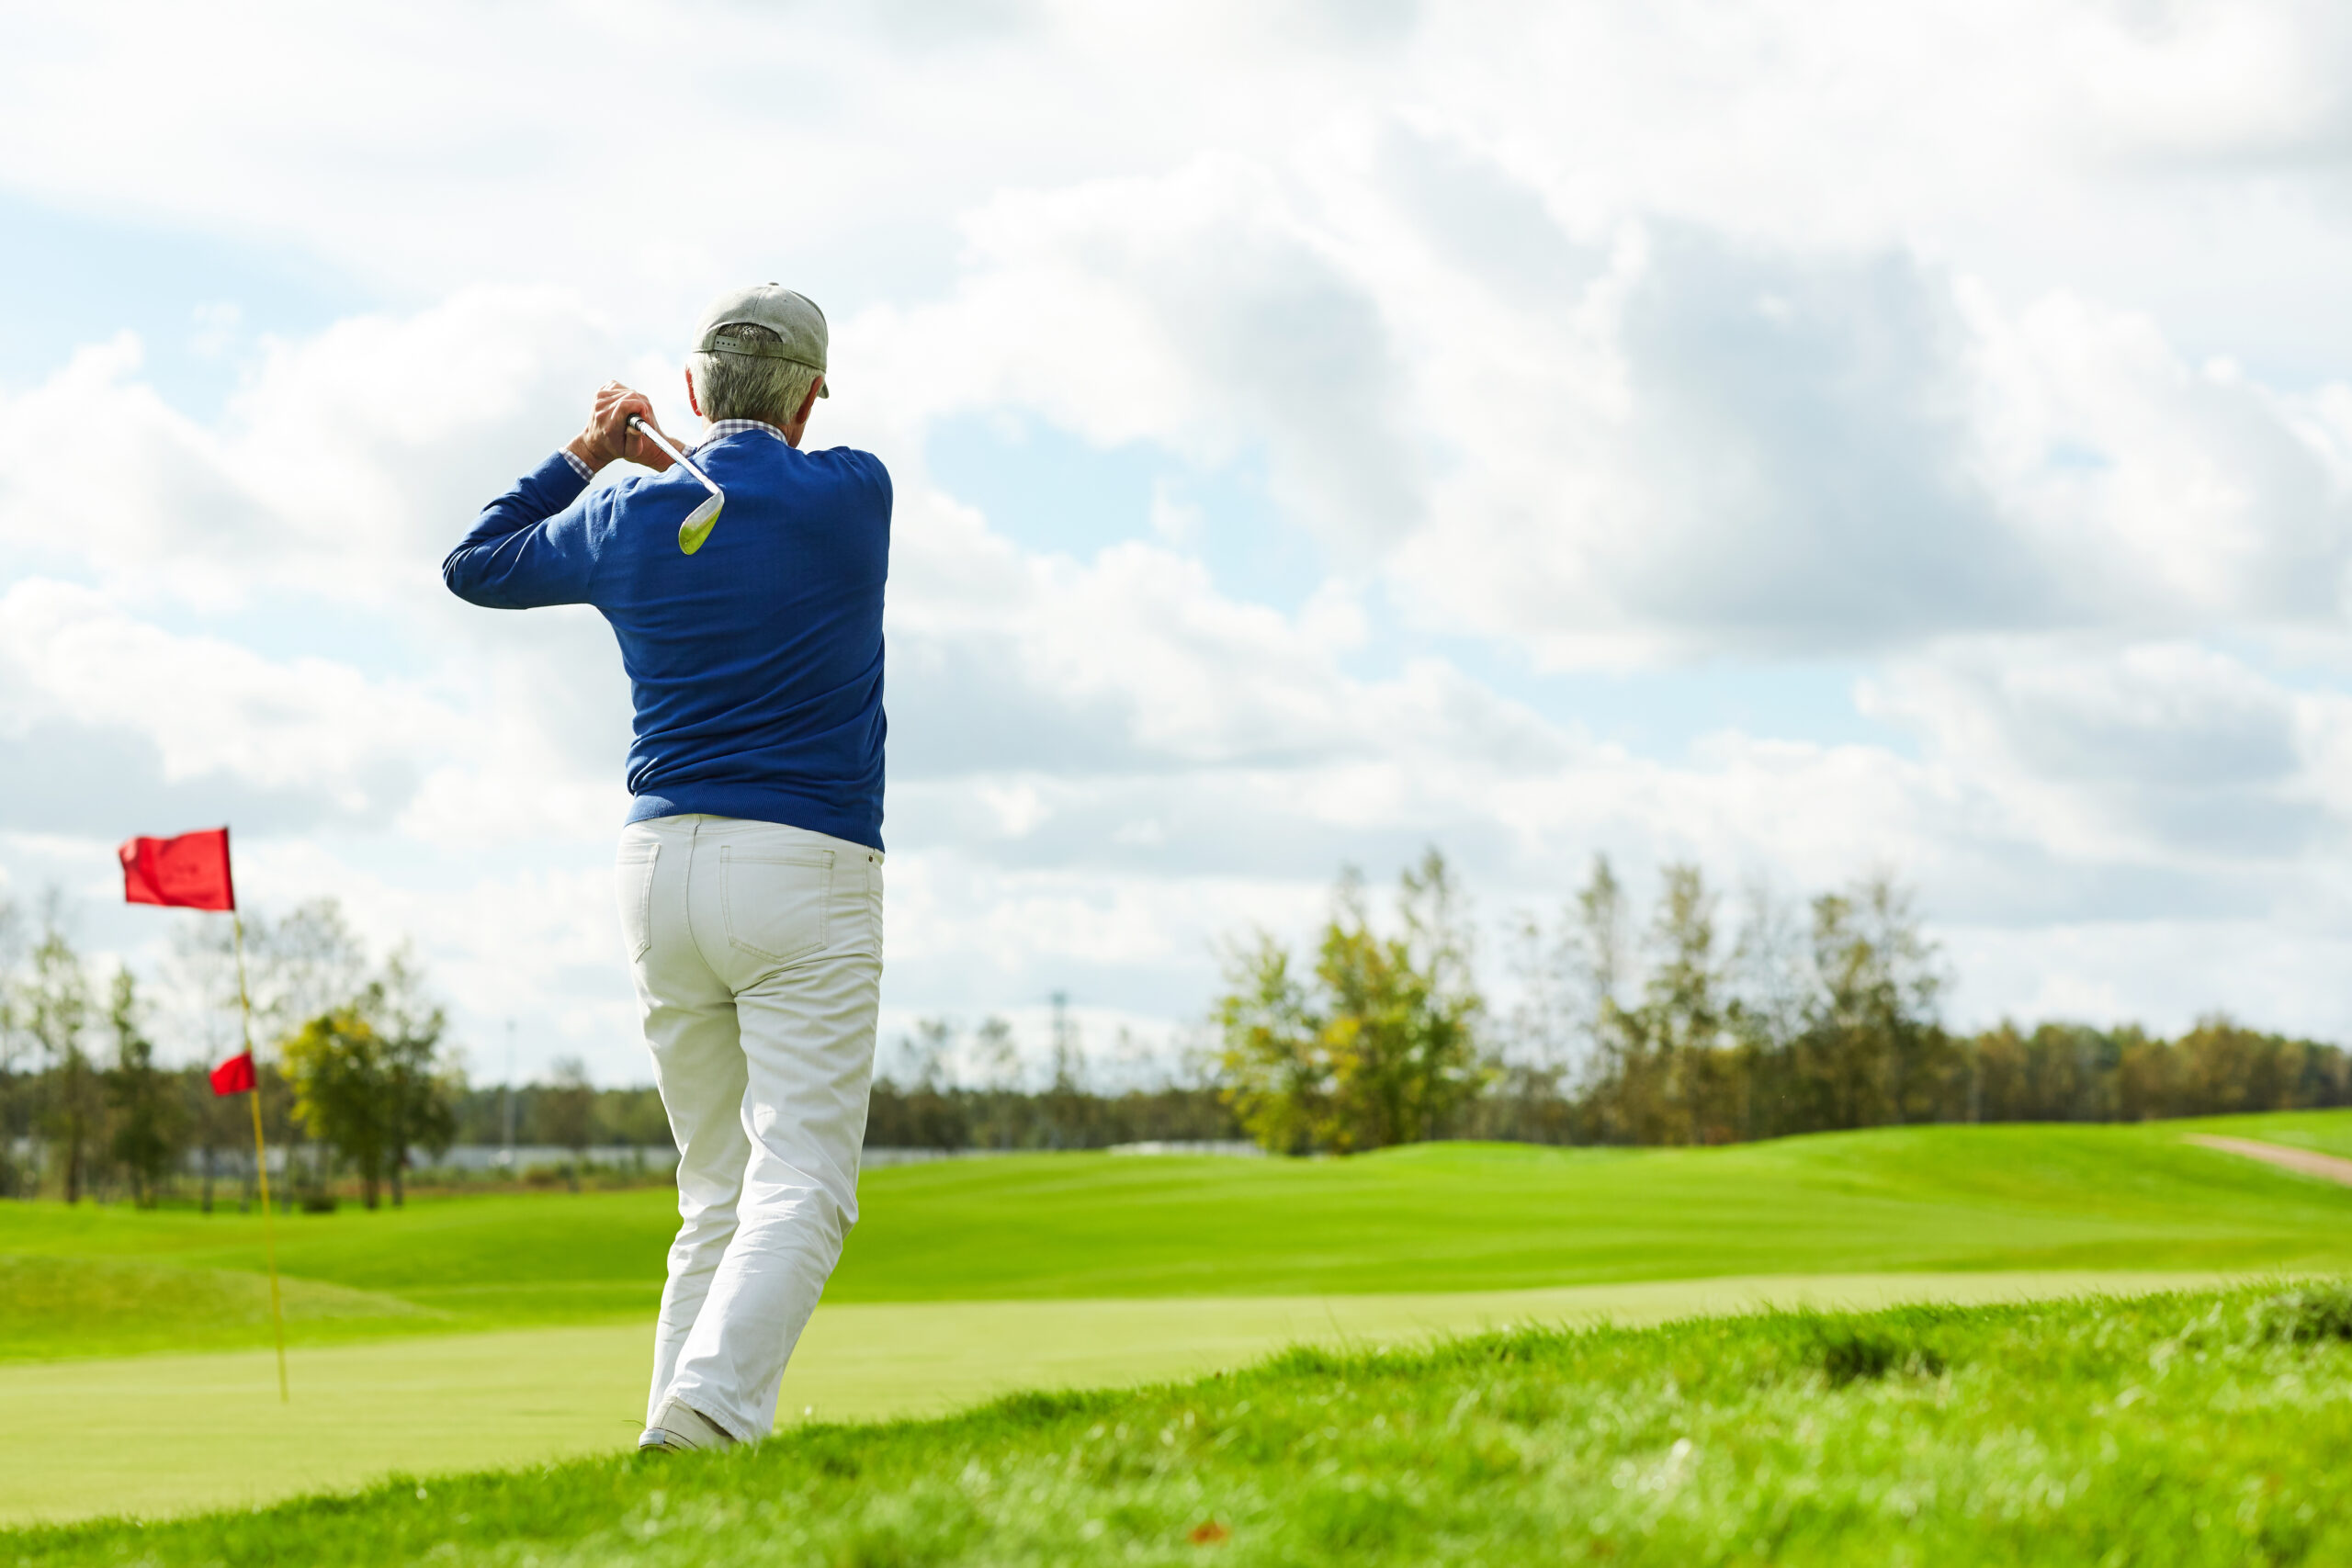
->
[638, 1399, 738, 1454]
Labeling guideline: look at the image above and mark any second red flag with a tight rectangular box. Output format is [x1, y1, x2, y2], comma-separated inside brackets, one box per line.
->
[209, 1052, 257, 1097]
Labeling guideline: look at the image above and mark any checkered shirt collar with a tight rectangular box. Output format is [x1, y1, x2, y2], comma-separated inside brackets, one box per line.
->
[692, 419, 787, 454]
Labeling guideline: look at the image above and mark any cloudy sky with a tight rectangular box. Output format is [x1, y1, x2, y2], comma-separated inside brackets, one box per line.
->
[6, 0, 2352, 1083]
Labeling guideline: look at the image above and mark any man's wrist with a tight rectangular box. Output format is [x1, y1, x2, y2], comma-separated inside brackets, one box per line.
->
[563, 434, 605, 479]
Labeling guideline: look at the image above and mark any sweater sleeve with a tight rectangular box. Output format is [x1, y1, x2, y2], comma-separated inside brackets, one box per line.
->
[442, 453, 604, 609]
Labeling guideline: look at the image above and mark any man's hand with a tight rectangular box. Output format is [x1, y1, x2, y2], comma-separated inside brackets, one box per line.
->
[566, 382, 677, 474]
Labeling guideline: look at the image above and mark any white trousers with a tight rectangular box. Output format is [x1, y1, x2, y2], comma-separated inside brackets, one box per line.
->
[616, 813, 884, 1441]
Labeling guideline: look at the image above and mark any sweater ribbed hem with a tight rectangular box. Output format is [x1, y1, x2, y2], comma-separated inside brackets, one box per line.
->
[628, 787, 882, 853]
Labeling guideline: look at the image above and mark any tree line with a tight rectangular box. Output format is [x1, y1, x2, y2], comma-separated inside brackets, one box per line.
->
[865, 1014, 1238, 1150]
[13, 848, 2343, 1194]
[0, 890, 831, 1210]
[0, 897, 482, 1208]
[0, 906, 224, 1206]
[447, 1078, 673, 1154]
[1212, 850, 2352, 1155]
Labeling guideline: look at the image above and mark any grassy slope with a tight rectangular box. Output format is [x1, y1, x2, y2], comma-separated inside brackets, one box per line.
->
[835, 1120, 2352, 1296]
[3, 1115, 2351, 1359]
[0, 1257, 438, 1360]
[9, 1282, 2352, 1566]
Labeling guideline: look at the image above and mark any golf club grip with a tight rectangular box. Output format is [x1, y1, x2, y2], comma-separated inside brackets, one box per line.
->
[627, 416, 722, 498]
[626, 414, 684, 466]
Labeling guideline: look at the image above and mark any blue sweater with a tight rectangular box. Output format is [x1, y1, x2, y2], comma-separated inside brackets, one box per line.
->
[444, 432, 890, 851]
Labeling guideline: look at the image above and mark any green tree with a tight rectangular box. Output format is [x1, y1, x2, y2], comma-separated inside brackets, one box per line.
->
[20, 916, 100, 1202]
[180, 1063, 250, 1213]
[1795, 872, 1949, 1129]
[1570, 856, 1645, 1142]
[1040, 993, 1091, 1149]
[1618, 863, 1734, 1145]
[536, 1056, 595, 1190]
[965, 1015, 1028, 1150]
[0, 897, 30, 1197]
[1549, 855, 1661, 1145]
[1213, 934, 1326, 1155]
[876, 1019, 970, 1151]
[104, 967, 186, 1207]
[269, 931, 462, 1211]
[281, 960, 461, 1211]
[1217, 850, 1488, 1155]
[374, 951, 458, 1207]
[282, 1005, 393, 1208]
[1724, 880, 1810, 1140]
[1351, 848, 1487, 1146]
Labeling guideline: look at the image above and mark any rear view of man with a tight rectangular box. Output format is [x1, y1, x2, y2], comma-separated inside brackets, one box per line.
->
[443, 285, 889, 1452]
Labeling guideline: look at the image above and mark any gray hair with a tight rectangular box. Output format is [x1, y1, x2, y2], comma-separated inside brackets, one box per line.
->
[689, 322, 820, 425]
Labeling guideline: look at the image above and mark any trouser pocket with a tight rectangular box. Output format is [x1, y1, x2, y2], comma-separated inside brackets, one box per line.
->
[617, 841, 660, 962]
[723, 846, 834, 964]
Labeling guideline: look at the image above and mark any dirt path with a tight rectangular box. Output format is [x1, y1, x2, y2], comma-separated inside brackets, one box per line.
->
[2187, 1134, 2352, 1188]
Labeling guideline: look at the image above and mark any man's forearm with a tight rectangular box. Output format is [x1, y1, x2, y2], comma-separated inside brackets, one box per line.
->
[441, 452, 597, 609]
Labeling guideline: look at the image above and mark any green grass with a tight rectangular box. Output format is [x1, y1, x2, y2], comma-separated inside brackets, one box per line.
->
[9, 1282, 2352, 1565]
[832, 1119, 2352, 1296]
[2, 1115, 2346, 1529]
[5, 1116, 2349, 1361]
[0, 1255, 439, 1359]
[0, 1272, 2243, 1526]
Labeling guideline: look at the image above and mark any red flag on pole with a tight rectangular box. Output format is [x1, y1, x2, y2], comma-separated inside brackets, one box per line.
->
[209, 1051, 258, 1097]
[116, 822, 287, 1401]
[119, 829, 236, 911]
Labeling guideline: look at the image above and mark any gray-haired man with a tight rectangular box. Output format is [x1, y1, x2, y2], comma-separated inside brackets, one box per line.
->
[445, 285, 890, 1451]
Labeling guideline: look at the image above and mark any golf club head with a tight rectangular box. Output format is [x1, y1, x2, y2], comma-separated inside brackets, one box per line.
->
[677, 494, 723, 555]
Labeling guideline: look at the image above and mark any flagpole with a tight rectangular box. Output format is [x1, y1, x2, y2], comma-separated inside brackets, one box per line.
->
[234, 912, 289, 1404]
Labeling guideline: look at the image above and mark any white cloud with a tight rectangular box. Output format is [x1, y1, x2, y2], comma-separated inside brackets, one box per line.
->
[833, 140, 2352, 667]
[0, 578, 459, 829]
[0, 288, 647, 615]
[1390, 220, 2351, 662]
[1864, 637, 2352, 876]
[9, 0, 2352, 1076]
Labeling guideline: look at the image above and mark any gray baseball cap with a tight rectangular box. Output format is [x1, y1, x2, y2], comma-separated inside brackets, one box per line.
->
[693, 283, 829, 397]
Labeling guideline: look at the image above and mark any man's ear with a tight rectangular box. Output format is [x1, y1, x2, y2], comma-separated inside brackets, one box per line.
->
[781, 376, 823, 447]
[684, 367, 703, 420]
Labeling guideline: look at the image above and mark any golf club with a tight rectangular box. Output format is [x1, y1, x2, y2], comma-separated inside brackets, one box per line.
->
[627, 415, 725, 555]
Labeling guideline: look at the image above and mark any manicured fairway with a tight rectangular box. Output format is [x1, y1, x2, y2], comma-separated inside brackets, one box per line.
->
[0, 1271, 2257, 1525]
[6, 1117, 2351, 1362]
[831, 1121, 2352, 1297]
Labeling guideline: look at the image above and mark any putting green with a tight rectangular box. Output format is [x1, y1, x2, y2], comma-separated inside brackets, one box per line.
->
[0, 1269, 2262, 1527]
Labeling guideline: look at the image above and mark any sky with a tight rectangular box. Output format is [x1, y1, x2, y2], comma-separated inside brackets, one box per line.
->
[6, 0, 2352, 1085]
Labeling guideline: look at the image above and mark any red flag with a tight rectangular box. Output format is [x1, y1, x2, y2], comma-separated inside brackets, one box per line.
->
[209, 1051, 257, 1097]
[119, 829, 236, 912]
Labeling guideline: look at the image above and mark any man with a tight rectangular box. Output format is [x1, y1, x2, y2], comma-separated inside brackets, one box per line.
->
[443, 285, 889, 1453]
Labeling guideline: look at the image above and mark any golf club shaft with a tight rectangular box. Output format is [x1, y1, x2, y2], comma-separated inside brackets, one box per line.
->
[627, 416, 721, 500]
